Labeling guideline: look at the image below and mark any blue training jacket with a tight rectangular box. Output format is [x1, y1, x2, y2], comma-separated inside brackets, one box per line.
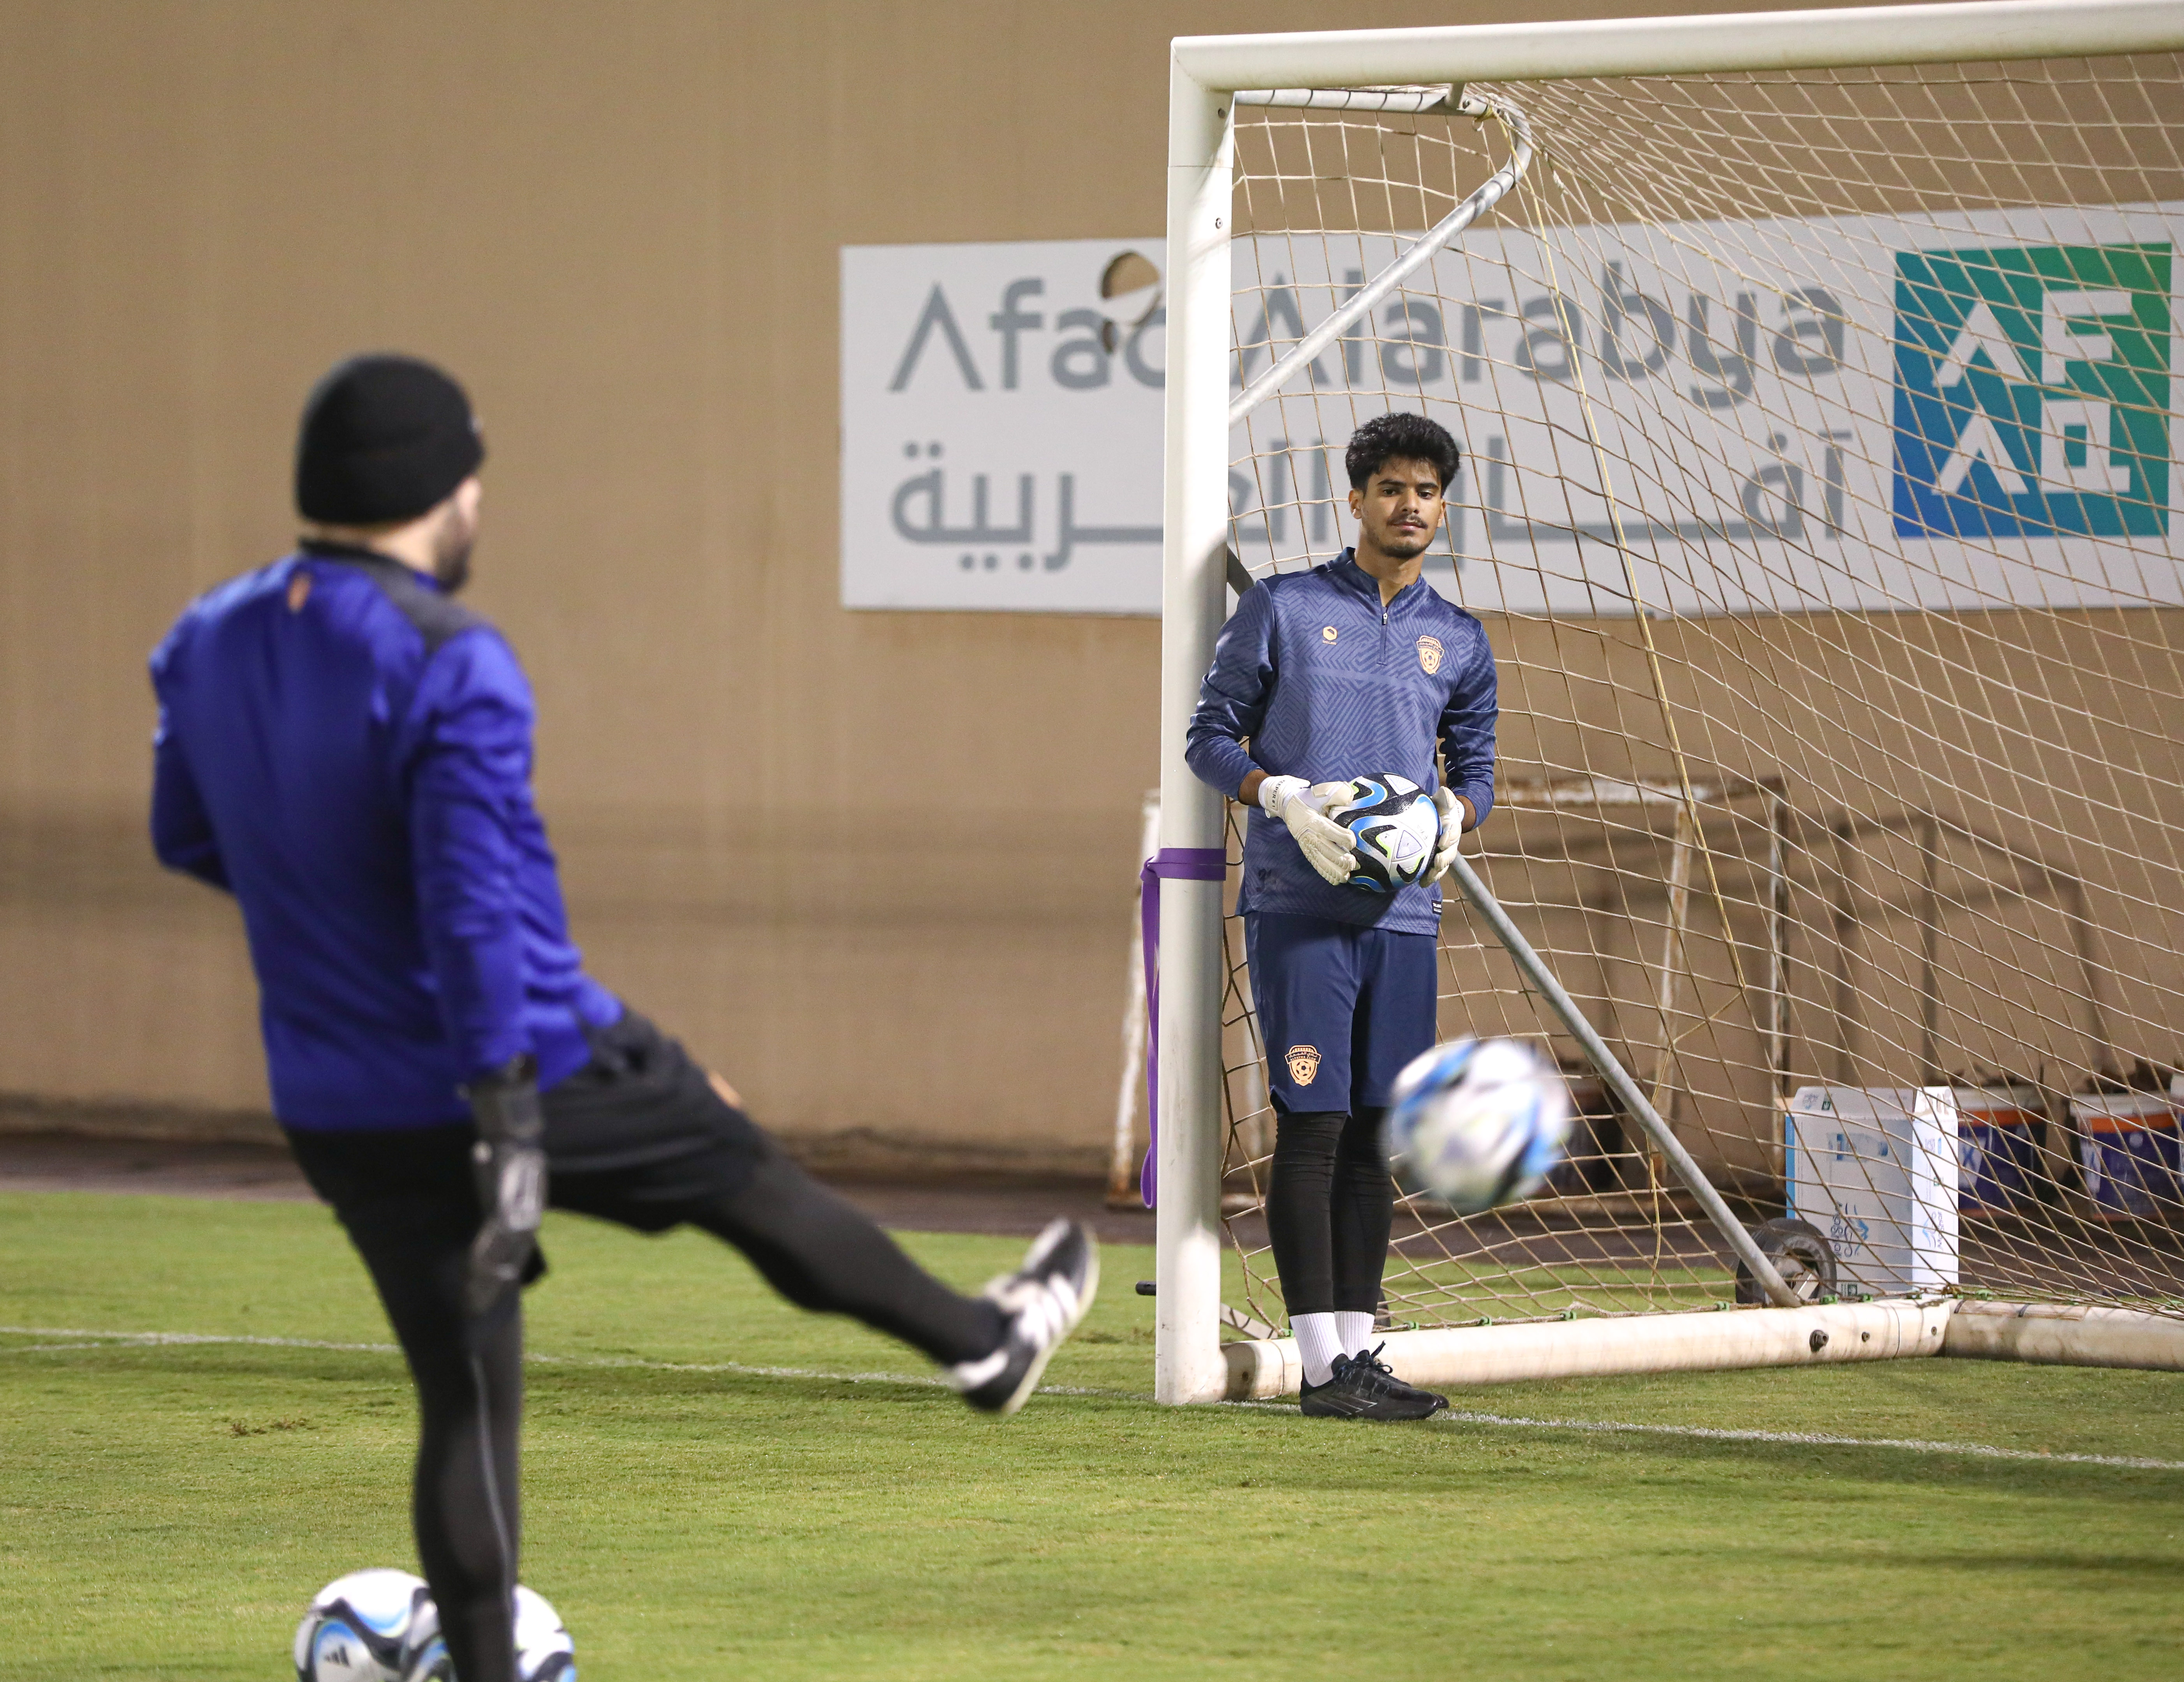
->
[148, 543, 620, 1132]
[1185, 551, 1498, 934]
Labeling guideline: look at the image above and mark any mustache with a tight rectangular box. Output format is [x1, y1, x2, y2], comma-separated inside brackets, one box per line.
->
[1377, 533, 1432, 557]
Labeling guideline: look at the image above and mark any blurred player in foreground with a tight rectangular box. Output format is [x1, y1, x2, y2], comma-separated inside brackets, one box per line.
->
[1186, 412, 1496, 1420]
[148, 354, 1097, 1681]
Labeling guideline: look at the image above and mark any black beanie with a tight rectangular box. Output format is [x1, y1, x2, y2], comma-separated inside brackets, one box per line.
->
[295, 354, 485, 525]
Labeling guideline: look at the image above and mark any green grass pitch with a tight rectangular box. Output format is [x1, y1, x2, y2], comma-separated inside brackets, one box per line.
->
[3, 1190, 2180, 1681]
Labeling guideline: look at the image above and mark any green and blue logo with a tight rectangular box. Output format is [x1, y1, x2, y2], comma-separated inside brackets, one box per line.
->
[1893, 242, 2171, 538]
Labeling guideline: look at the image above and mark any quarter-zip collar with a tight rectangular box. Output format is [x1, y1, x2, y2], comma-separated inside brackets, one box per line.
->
[299, 537, 448, 595]
[1330, 548, 1429, 621]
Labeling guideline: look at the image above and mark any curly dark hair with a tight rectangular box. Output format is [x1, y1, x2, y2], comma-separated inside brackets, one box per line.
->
[1345, 411, 1461, 493]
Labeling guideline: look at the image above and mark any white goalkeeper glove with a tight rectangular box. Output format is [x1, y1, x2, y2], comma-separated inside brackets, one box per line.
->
[1258, 774, 1356, 887]
[1432, 787, 1467, 882]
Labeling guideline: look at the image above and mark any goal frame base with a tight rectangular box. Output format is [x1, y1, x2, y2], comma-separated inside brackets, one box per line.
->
[1216, 1299, 2184, 1402]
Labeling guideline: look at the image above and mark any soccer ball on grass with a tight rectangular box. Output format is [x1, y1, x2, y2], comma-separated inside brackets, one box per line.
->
[1383, 1038, 1574, 1214]
[294, 1569, 433, 1682]
[296, 1574, 574, 1682]
[401, 1583, 576, 1682]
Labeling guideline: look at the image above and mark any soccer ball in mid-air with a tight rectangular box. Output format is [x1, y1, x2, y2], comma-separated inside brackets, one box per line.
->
[1317, 772, 1439, 893]
[1383, 1038, 1575, 1214]
[401, 1584, 575, 1682]
[294, 1569, 433, 1682]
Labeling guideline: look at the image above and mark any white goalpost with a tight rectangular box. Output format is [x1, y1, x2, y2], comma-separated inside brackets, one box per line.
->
[1155, 0, 2184, 1404]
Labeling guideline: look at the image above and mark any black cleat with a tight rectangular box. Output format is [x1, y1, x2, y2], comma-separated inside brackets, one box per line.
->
[1299, 1342, 1449, 1420]
[948, 1218, 1100, 1415]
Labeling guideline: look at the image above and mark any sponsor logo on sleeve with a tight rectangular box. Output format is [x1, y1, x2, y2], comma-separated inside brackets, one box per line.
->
[1321, 625, 1338, 643]
[1285, 1044, 1322, 1085]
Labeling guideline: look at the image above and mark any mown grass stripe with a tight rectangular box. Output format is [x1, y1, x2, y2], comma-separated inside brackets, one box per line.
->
[7, 1321, 2179, 1471]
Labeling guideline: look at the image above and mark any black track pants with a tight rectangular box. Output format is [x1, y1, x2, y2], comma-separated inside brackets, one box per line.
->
[686, 1148, 1005, 1358]
[1264, 1107, 1394, 1316]
[291, 1009, 1007, 1682]
[334, 1217, 527, 1682]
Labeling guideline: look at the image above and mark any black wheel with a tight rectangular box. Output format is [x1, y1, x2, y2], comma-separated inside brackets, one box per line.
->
[1734, 1215, 1839, 1305]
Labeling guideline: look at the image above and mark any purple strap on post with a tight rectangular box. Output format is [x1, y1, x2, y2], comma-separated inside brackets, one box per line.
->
[1139, 845, 1229, 1208]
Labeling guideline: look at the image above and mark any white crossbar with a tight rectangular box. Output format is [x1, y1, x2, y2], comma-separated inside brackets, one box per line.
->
[1175, 2, 2184, 91]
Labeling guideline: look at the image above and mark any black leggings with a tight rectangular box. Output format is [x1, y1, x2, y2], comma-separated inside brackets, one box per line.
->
[292, 1011, 1005, 1682]
[1264, 1108, 1394, 1316]
[343, 1226, 526, 1682]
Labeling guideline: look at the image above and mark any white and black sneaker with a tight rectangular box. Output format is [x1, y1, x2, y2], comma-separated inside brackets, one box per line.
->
[948, 1219, 1100, 1416]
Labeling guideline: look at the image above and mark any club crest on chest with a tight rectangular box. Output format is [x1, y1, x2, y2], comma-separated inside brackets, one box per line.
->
[1285, 1044, 1322, 1085]
[1417, 634, 1443, 675]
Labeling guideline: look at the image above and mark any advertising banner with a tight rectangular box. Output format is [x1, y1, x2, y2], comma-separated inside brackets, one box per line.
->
[841, 203, 2178, 616]
[839, 239, 1167, 613]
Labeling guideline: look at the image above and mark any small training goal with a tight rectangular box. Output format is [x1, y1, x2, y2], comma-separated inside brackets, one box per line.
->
[1149, 0, 2184, 1404]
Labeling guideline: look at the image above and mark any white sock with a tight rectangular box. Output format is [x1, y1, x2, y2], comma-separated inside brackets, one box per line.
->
[1293, 1312, 1344, 1387]
[1334, 1310, 1375, 1356]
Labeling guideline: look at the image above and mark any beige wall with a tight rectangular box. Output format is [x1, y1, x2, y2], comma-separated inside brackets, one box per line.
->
[0, 0, 2010, 1171]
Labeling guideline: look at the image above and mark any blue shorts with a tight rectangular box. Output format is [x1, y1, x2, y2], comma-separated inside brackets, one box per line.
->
[1246, 912, 1438, 1115]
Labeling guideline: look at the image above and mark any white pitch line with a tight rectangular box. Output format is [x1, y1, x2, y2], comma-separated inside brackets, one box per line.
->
[5, 1323, 2180, 1471]
[0, 1324, 950, 1389]
[1430, 1408, 2184, 1472]
[0, 1326, 404, 1356]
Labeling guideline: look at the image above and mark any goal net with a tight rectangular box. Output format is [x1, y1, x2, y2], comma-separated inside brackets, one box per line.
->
[1154, 2, 2184, 1399]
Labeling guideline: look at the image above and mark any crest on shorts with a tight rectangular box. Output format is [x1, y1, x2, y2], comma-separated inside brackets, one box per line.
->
[1285, 1044, 1322, 1085]
[1416, 634, 1443, 674]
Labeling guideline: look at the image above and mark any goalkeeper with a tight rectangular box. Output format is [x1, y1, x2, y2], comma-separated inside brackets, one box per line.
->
[148, 354, 1097, 1682]
[1186, 411, 1495, 1420]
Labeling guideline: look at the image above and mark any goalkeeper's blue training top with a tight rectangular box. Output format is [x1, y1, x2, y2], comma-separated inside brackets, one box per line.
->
[148, 543, 620, 1132]
[1185, 550, 1498, 934]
